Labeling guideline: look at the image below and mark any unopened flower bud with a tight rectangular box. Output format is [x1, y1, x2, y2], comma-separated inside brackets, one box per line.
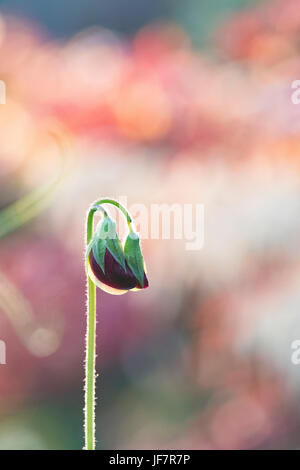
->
[87, 216, 148, 295]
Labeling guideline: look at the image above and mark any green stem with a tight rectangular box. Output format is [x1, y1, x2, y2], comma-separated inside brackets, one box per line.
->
[85, 207, 97, 450]
[0, 131, 69, 240]
[93, 198, 133, 229]
[84, 199, 133, 450]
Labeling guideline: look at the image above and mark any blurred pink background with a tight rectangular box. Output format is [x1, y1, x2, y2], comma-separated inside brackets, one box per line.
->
[1, 0, 300, 449]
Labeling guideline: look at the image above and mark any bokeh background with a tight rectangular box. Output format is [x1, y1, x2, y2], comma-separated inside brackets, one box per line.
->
[1, 0, 300, 450]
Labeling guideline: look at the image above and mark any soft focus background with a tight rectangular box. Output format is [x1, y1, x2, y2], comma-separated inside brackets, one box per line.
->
[0, 0, 300, 450]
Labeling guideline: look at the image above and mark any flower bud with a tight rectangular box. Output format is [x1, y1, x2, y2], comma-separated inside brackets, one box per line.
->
[87, 216, 148, 295]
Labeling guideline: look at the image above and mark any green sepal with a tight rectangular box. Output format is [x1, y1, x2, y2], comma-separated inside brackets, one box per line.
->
[92, 237, 107, 273]
[124, 231, 145, 287]
[98, 216, 126, 271]
[98, 216, 111, 239]
[86, 238, 96, 260]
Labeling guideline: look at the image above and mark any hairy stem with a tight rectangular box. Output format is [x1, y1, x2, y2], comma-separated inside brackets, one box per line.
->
[84, 199, 133, 450]
[85, 207, 97, 450]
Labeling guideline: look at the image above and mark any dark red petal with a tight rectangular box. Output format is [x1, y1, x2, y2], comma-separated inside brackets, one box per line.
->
[89, 249, 148, 291]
